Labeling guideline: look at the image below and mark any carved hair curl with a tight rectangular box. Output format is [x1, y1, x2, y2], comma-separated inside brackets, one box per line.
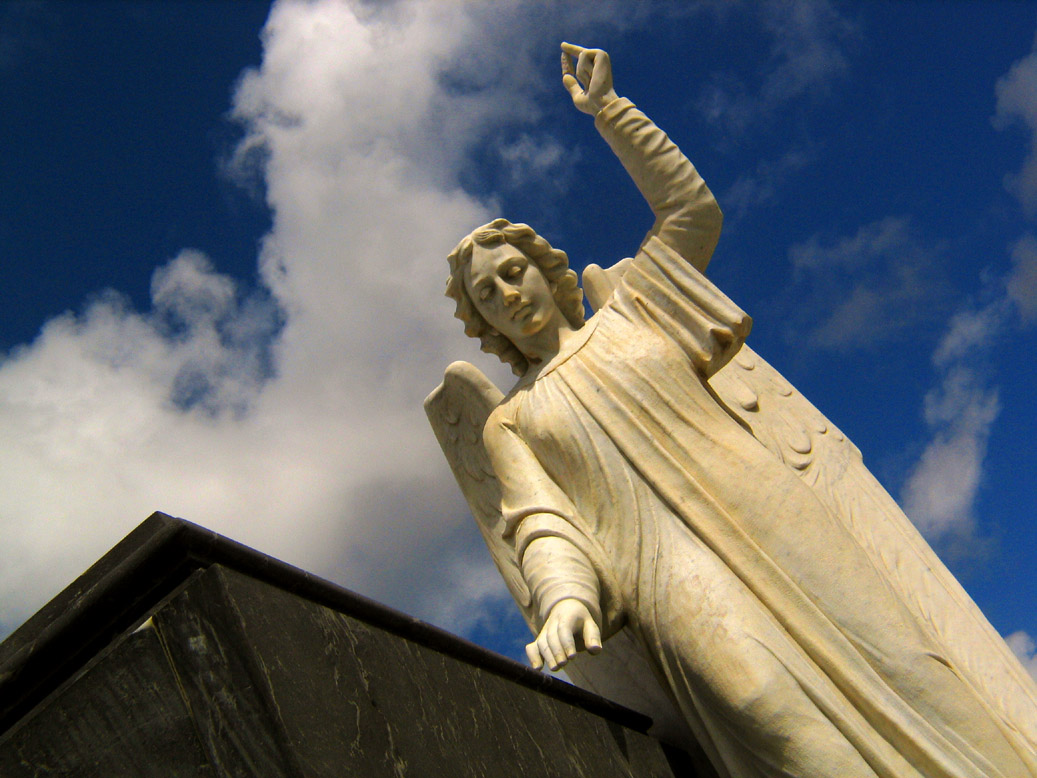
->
[446, 218, 584, 375]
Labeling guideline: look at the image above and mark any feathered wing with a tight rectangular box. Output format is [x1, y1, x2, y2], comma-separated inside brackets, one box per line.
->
[424, 361, 535, 626]
[584, 262, 1037, 754]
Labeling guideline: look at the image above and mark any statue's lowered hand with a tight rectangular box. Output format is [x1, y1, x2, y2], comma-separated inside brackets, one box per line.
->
[526, 597, 603, 671]
[561, 42, 619, 116]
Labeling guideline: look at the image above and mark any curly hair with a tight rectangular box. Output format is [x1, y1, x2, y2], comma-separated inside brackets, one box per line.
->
[446, 218, 584, 375]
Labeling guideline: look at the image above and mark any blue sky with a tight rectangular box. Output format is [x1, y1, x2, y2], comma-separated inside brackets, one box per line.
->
[1, 0, 1035, 674]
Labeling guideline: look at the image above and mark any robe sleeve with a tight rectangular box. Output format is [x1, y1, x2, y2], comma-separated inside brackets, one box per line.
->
[483, 408, 623, 634]
[610, 235, 753, 378]
[595, 98, 722, 273]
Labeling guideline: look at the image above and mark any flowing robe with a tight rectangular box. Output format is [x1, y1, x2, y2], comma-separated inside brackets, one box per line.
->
[485, 238, 1034, 778]
[481, 100, 1037, 778]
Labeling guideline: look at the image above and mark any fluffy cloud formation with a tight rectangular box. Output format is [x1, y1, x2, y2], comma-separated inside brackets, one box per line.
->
[786, 216, 949, 351]
[0, 0, 565, 638]
[5, 0, 703, 647]
[785, 209, 1032, 553]
[897, 32, 1037, 555]
[496, 133, 579, 192]
[785, 216, 990, 548]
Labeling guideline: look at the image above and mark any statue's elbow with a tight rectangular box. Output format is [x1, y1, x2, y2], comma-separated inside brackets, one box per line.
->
[704, 195, 723, 240]
[678, 192, 723, 242]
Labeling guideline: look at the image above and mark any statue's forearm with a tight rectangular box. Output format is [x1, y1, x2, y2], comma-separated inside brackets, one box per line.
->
[595, 98, 722, 272]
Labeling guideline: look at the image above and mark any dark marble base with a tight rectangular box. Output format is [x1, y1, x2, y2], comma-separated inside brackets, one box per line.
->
[0, 514, 704, 777]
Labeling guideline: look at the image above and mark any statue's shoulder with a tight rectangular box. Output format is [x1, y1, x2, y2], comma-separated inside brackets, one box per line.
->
[484, 386, 529, 448]
[582, 257, 634, 311]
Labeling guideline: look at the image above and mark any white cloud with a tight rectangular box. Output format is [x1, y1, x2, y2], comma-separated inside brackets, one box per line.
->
[0, 0, 501, 636]
[786, 217, 949, 351]
[900, 294, 1006, 549]
[900, 229, 1037, 549]
[497, 133, 579, 192]
[790, 216, 912, 271]
[792, 212, 1029, 552]
[995, 32, 1037, 214]
[902, 33, 1037, 552]
[758, 0, 855, 105]
[0, 0, 674, 641]
[931, 304, 1007, 369]
[901, 365, 1000, 545]
[1005, 630, 1037, 682]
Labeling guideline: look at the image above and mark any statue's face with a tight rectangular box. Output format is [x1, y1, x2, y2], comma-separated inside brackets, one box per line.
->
[465, 242, 565, 346]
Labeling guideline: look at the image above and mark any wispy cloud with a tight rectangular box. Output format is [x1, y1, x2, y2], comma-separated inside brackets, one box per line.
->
[497, 133, 580, 193]
[995, 30, 1037, 215]
[1005, 631, 1037, 682]
[899, 29, 1037, 557]
[901, 238, 1036, 552]
[1006, 233, 1037, 323]
[699, 0, 857, 134]
[721, 148, 812, 223]
[901, 363, 1000, 550]
[786, 216, 950, 351]
[785, 209, 1029, 554]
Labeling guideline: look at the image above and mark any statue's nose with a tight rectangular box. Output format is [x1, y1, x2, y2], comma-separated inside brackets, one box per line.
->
[501, 285, 521, 304]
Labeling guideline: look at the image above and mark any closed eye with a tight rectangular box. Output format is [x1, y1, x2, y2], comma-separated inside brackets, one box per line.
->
[506, 265, 523, 278]
[478, 285, 494, 301]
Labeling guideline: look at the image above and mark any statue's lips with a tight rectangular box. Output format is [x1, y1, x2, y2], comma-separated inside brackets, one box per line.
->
[511, 303, 533, 321]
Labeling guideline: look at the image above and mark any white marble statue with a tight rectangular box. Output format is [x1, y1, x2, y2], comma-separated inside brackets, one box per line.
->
[425, 43, 1037, 778]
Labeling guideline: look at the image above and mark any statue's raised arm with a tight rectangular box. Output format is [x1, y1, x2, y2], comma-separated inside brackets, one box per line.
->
[428, 42, 1037, 778]
[560, 42, 722, 306]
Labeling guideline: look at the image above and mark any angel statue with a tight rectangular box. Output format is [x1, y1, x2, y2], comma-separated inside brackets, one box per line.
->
[425, 42, 1037, 778]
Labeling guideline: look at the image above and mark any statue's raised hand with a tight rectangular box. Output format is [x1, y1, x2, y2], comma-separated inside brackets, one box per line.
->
[561, 42, 619, 116]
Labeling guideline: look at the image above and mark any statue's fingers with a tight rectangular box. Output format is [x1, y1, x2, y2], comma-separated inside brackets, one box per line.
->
[559, 622, 577, 659]
[526, 640, 544, 670]
[588, 50, 611, 87]
[562, 73, 583, 100]
[560, 41, 585, 56]
[576, 50, 594, 87]
[582, 619, 603, 655]
[546, 626, 567, 670]
[561, 50, 575, 78]
[538, 633, 558, 670]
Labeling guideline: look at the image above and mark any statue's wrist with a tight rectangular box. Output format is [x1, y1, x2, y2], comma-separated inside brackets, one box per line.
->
[593, 96, 633, 131]
[539, 592, 601, 628]
[595, 91, 621, 116]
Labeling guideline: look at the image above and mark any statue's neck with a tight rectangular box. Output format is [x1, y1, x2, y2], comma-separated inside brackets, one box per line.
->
[519, 322, 579, 368]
